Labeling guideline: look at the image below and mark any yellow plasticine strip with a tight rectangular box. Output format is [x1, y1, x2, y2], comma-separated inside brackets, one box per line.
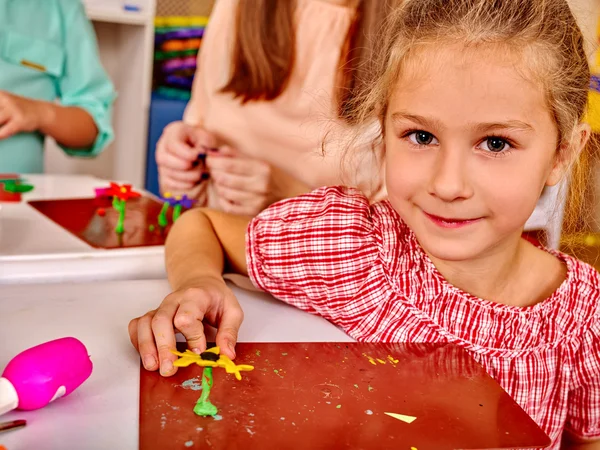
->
[171, 347, 254, 381]
[384, 412, 417, 424]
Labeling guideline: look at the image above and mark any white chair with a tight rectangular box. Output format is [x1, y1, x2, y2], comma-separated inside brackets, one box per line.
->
[524, 177, 569, 249]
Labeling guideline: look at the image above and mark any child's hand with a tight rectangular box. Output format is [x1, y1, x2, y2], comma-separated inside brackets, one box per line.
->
[128, 276, 244, 377]
[206, 145, 273, 216]
[156, 121, 218, 193]
[0, 90, 49, 139]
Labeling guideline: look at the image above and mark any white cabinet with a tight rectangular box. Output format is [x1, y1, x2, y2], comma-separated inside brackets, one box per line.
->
[44, 0, 156, 187]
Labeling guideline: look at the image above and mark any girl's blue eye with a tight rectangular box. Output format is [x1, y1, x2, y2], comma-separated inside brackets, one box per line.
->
[481, 137, 509, 153]
[408, 131, 437, 146]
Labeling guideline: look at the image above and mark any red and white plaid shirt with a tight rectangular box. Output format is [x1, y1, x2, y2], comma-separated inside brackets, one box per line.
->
[247, 186, 600, 448]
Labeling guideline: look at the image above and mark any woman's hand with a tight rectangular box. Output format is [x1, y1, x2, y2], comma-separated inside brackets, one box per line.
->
[156, 121, 218, 194]
[206, 145, 274, 216]
[128, 276, 244, 377]
[0, 91, 49, 139]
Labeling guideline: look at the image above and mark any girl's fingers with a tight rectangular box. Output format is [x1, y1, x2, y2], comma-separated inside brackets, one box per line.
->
[150, 298, 181, 377]
[128, 317, 140, 351]
[134, 312, 160, 371]
[214, 296, 244, 360]
[173, 291, 210, 353]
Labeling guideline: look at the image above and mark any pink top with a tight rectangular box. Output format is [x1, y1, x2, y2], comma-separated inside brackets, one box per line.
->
[247, 186, 600, 449]
[184, 0, 383, 206]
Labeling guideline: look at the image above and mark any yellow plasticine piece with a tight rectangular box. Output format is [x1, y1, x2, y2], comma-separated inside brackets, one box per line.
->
[362, 353, 378, 365]
[387, 355, 399, 364]
[171, 349, 203, 367]
[384, 412, 417, 424]
[376, 358, 386, 364]
[171, 347, 254, 381]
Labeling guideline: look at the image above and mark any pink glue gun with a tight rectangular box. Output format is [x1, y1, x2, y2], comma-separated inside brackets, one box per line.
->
[0, 337, 93, 416]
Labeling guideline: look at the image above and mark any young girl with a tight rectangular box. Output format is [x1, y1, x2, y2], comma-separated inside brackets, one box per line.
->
[130, 0, 600, 447]
[0, 0, 115, 173]
[155, 0, 390, 216]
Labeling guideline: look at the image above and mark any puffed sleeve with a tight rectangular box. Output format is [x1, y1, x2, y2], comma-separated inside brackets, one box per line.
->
[246, 186, 379, 318]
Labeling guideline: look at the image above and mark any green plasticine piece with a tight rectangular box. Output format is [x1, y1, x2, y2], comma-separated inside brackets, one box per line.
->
[113, 197, 126, 234]
[158, 202, 170, 227]
[3, 182, 34, 193]
[173, 204, 182, 222]
[193, 367, 218, 417]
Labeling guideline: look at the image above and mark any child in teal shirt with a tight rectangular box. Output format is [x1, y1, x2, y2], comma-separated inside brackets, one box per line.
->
[0, 0, 115, 173]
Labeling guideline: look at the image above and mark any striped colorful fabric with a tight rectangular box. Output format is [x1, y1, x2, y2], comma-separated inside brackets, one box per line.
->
[246, 186, 600, 448]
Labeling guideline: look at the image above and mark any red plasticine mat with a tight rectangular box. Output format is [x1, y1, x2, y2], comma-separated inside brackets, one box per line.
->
[28, 196, 175, 249]
[139, 342, 550, 450]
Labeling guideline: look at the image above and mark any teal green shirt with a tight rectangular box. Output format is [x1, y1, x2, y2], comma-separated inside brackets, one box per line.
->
[0, 0, 115, 173]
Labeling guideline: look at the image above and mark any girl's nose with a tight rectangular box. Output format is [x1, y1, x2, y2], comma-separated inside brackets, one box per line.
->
[427, 146, 474, 202]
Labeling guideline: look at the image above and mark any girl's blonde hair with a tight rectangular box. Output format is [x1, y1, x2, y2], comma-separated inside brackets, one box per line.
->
[347, 0, 591, 228]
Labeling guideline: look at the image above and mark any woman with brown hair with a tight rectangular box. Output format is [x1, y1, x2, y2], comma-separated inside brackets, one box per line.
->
[155, 0, 391, 216]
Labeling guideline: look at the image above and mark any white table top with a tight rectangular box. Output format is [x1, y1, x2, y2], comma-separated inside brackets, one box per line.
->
[0, 174, 166, 284]
[0, 279, 351, 450]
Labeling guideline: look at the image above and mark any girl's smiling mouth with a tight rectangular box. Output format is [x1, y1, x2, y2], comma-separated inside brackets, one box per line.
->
[423, 211, 483, 229]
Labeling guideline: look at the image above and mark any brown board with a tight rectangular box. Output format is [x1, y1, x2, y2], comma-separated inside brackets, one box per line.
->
[28, 197, 178, 249]
[139, 342, 550, 450]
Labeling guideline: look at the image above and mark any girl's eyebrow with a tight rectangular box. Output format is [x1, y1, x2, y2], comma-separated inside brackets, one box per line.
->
[391, 112, 444, 130]
[390, 112, 534, 133]
[473, 121, 534, 133]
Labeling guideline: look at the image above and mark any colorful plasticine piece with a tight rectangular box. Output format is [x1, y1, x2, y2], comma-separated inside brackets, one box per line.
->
[0, 177, 34, 202]
[102, 182, 142, 234]
[2, 181, 34, 193]
[171, 346, 254, 417]
[158, 192, 196, 226]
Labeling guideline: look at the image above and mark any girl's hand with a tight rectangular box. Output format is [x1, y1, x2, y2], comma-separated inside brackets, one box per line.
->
[156, 121, 218, 194]
[0, 91, 49, 139]
[128, 276, 244, 377]
[206, 146, 273, 216]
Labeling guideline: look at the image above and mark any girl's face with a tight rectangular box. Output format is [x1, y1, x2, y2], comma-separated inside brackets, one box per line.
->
[385, 44, 566, 262]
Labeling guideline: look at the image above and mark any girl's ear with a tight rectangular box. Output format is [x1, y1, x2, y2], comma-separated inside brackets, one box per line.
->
[546, 123, 591, 186]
